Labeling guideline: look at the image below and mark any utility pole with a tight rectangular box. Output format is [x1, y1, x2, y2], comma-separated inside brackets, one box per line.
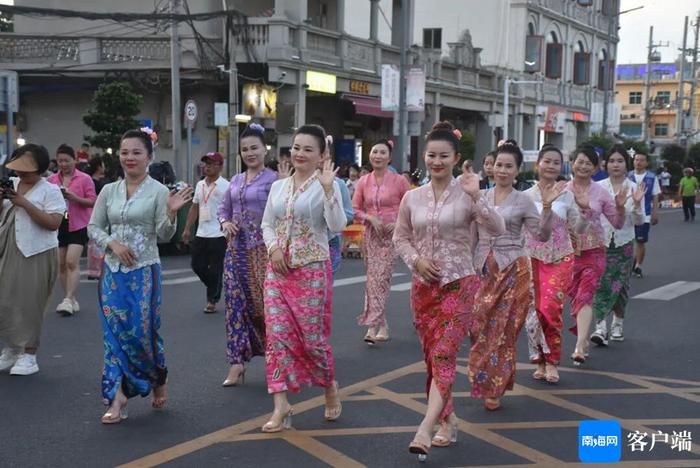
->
[602, 12, 614, 135]
[222, 0, 239, 177]
[677, 16, 689, 146]
[170, 0, 182, 179]
[689, 13, 700, 140]
[642, 27, 669, 149]
[396, 0, 410, 172]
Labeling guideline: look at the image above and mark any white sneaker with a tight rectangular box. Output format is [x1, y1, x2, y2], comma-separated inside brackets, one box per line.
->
[590, 320, 608, 346]
[610, 319, 624, 341]
[71, 299, 80, 313]
[10, 353, 39, 375]
[0, 348, 19, 372]
[56, 298, 74, 316]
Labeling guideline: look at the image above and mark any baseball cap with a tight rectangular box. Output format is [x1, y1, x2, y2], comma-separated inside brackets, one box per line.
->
[201, 152, 224, 165]
[202, 151, 224, 164]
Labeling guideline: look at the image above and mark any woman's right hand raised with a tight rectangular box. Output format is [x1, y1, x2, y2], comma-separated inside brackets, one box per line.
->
[270, 248, 289, 276]
[415, 257, 441, 283]
[109, 241, 137, 267]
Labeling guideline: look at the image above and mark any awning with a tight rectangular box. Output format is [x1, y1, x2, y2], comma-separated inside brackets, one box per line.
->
[342, 94, 393, 118]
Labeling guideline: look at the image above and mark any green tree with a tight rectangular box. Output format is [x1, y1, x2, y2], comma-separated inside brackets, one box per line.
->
[580, 133, 616, 155]
[660, 144, 686, 185]
[83, 81, 142, 177]
[686, 142, 700, 173]
[0, 12, 13, 32]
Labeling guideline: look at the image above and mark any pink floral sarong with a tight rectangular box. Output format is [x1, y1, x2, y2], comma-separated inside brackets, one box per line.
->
[263, 260, 335, 394]
[357, 226, 397, 327]
[568, 247, 606, 335]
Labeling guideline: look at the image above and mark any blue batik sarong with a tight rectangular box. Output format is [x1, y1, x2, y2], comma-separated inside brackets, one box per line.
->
[329, 236, 342, 280]
[99, 263, 167, 405]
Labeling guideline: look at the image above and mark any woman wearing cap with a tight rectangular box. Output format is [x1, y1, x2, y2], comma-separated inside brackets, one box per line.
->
[47, 144, 97, 316]
[88, 128, 193, 424]
[182, 151, 229, 314]
[353, 139, 410, 344]
[217, 124, 277, 386]
[0, 144, 66, 376]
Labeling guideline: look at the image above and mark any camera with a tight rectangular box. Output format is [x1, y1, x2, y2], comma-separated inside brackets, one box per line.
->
[0, 177, 13, 198]
[166, 182, 188, 191]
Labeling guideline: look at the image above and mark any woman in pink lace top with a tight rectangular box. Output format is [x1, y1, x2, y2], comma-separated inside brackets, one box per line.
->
[524, 145, 588, 384]
[566, 145, 626, 366]
[393, 122, 505, 459]
[353, 139, 410, 344]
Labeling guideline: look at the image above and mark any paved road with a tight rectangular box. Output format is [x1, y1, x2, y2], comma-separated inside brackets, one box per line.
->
[2, 209, 700, 467]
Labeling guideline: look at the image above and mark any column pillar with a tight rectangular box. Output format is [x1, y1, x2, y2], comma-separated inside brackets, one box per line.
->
[370, 0, 379, 40]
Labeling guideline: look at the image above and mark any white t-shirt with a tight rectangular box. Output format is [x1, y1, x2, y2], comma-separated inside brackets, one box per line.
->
[633, 172, 661, 222]
[659, 171, 671, 187]
[192, 176, 229, 238]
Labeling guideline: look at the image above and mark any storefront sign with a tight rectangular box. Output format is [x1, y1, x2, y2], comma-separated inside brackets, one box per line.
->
[214, 102, 229, 127]
[541, 106, 565, 133]
[349, 80, 371, 95]
[381, 64, 400, 111]
[306, 70, 337, 94]
[572, 112, 587, 122]
[242, 84, 277, 118]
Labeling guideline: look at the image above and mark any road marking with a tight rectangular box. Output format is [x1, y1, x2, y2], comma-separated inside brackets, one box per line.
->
[333, 272, 404, 287]
[390, 282, 412, 291]
[633, 281, 700, 301]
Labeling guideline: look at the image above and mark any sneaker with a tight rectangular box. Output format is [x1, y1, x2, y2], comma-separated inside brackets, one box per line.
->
[71, 299, 80, 313]
[590, 320, 608, 346]
[610, 320, 624, 341]
[10, 353, 39, 376]
[56, 298, 74, 316]
[633, 266, 643, 278]
[0, 348, 19, 372]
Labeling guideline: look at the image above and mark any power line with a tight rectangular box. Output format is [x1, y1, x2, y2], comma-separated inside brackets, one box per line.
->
[0, 4, 244, 22]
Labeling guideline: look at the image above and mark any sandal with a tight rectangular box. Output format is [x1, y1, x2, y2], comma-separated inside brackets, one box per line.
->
[409, 431, 431, 461]
[324, 381, 342, 421]
[544, 363, 559, 384]
[363, 327, 376, 345]
[261, 406, 293, 433]
[152, 383, 168, 409]
[101, 393, 128, 424]
[431, 417, 458, 447]
[532, 363, 546, 380]
[484, 398, 501, 411]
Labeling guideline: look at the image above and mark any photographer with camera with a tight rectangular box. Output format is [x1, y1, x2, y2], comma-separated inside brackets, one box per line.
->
[47, 144, 97, 316]
[0, 145, 66, 376]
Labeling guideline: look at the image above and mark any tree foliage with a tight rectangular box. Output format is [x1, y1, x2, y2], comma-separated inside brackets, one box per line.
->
[83, 81, 142, 152]
[660, 144, 686, 185]
[686, 142, 700, 174]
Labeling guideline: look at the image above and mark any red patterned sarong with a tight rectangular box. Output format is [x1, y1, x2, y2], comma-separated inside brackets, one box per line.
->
[568, 247, 606, 335]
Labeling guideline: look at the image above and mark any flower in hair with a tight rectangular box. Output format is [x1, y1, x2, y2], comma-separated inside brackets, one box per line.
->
[140, 127, 158, 144]
[326, 135, 334, 145]
[386, 139, 395, 149]
[249, 123, 265, 133]
[453, 129, 463, 139]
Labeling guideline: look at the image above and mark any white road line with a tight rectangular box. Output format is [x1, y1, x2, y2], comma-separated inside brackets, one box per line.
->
[390, 282, 412, 292]
[333, 273, 405, 287]
[162, 277, 200, 286]
[633, 281, 700, 301]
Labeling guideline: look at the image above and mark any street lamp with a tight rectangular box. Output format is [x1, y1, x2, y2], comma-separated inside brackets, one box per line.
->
[503, 77, 542, 141]
[601, 5, 644, 135]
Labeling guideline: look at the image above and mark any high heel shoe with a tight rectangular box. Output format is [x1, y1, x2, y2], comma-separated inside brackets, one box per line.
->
[324, 381, 342, 421]
[363, 327, 376, 346]
[484, 398, 501, 411]
[409, 433, 431, 462]
[222, 365, 246, 387]
[532, 363, 546, 380]
[261, 407, 293, 433]
[101, 394, 128, 424]
[431, 419, 458, 447]
[544, 363, 559, 384]
[571, 348, 586, 366]
[374, 325, 390, 342]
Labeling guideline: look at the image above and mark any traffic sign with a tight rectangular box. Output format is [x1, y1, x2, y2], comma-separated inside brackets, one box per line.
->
[184, 100, 197, 123]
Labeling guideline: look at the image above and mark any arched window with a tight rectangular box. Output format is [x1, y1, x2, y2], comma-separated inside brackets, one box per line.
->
[573, 40, 590, 85]
[545, 31, 563, 79]
[525, 22, 543, 73]
[598, 48, 613, 90]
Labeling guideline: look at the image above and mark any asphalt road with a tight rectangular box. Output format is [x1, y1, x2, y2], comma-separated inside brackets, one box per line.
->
[2, 208, 699, 467]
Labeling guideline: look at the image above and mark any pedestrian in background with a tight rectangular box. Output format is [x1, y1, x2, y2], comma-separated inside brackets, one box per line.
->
[88, 128, 192, 424]
[353, 139, 409, 344]
[524, 144, 587, 385]
[86, 155, 107, 280]
[0, 145, 65, 376]
[629, 151, 660, 278]
[479, 151, 496, 189]
[658, 166, 671, 198]
[260, 124, 346, 433]
[216, 124, 276, 387]
[678, 167, 698, 222]
[393, 121, 504, 459]
[567, 145, 625, 366]
[48, 144, 96, 316]
[182, 152, 229, 314]
[468, 140, 559, 411]
[590, 145, 645, 347]
[346, 164, 360, 199]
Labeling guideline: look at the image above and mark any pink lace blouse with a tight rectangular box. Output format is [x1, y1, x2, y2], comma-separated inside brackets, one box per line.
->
[352, 171, 410, 225]
[392, 178, 505, 286]
[566, 180, 624, 252]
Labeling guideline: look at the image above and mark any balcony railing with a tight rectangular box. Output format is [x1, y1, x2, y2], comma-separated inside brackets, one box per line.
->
[528, 0, 614, 34]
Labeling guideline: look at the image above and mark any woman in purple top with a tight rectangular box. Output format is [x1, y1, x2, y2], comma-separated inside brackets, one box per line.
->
[217, 124, 278, 386]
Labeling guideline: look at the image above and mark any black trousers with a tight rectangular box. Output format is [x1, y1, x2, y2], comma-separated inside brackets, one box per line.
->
[682, 196, 696, 220]
[190, 236, 227, 303]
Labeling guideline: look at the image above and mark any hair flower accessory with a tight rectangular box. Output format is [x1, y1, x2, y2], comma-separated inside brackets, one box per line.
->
[249, 123, 265, 133]
[140, 127, 158, 144]
[452, 129, 463, 139]
[326, 135, 334, 145]
[387, 139, 395, 149]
